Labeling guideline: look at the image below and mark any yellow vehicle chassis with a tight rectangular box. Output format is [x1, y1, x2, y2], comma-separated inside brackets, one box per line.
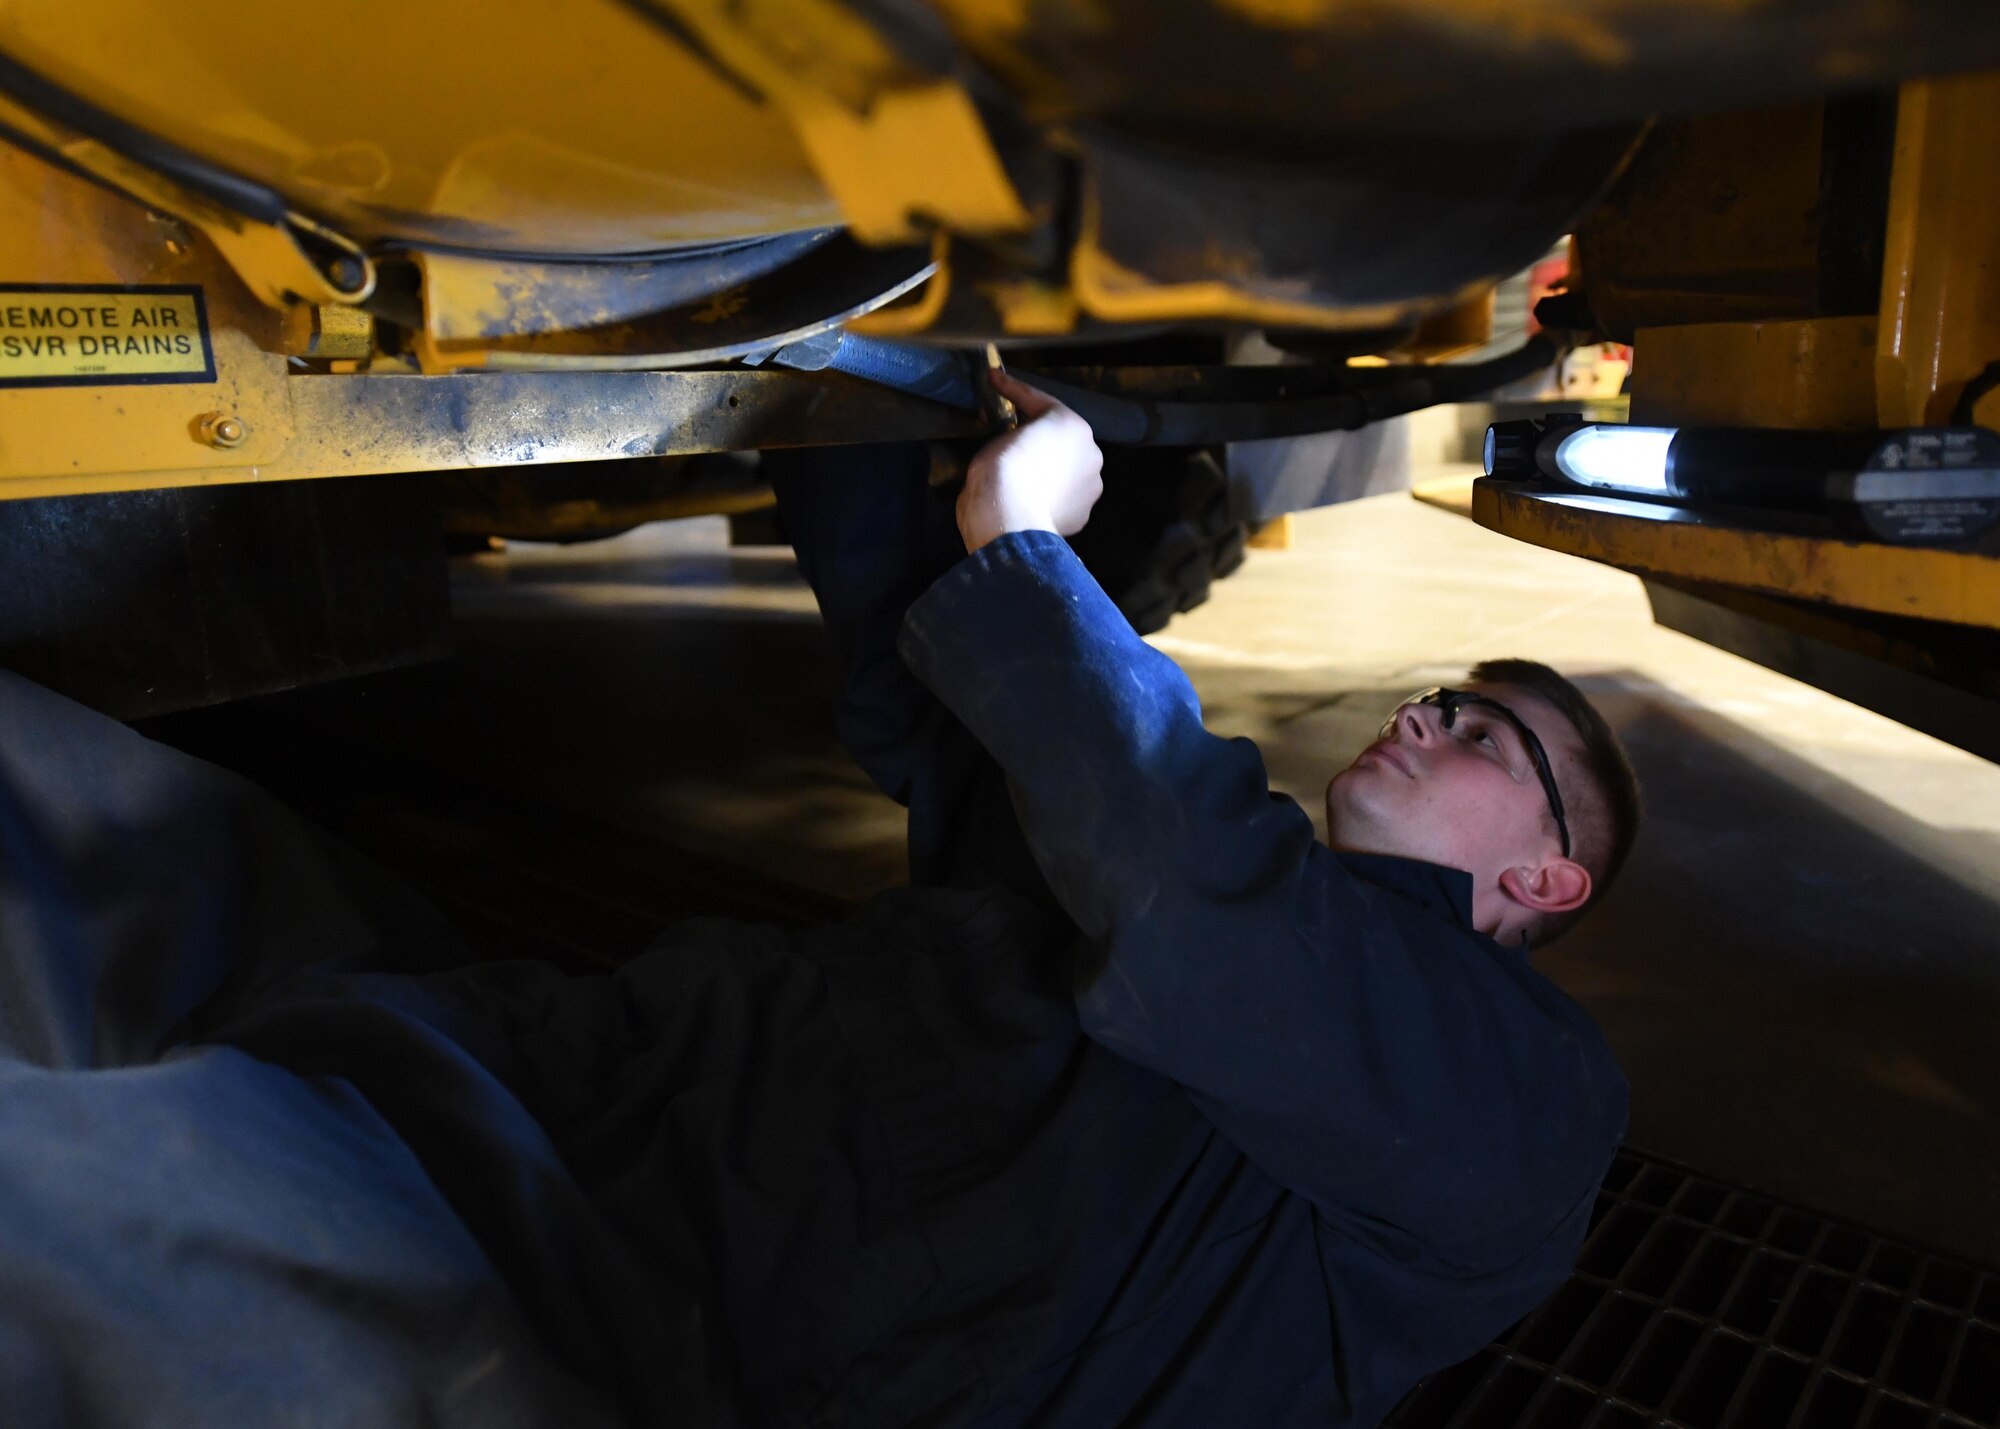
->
[0, 140, 973, 501]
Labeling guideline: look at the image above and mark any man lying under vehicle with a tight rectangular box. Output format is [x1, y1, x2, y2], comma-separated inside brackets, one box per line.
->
[0, 371, 1640, 1428]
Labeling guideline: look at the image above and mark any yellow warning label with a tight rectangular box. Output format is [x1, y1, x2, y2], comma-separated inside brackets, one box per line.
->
[0, 285, 214, 387]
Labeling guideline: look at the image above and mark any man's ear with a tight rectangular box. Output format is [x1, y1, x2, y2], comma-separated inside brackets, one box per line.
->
[1498, 857, 1592, 916]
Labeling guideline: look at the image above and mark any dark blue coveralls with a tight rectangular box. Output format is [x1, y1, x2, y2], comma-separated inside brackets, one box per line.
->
[0, 444, 1626, 1428]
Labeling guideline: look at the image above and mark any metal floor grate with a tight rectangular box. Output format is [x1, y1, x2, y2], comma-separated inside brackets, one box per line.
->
[1388, 1147, 2000, 1429]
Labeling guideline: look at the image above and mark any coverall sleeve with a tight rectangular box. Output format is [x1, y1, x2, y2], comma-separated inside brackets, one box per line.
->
[898, 531, 1626, 1268]
[766, 444, 1053, 902]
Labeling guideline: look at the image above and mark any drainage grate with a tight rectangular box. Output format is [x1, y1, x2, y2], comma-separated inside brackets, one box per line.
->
[1387, 1147, 2000, 1429]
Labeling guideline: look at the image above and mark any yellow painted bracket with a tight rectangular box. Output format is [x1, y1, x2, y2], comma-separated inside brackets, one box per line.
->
[0, 89, 372, 309]
[1472, 478, 2000, 631]
[644, 0, 1031, 245]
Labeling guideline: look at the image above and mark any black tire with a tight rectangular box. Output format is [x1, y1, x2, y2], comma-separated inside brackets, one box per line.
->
[1068, 447, 1249, 636]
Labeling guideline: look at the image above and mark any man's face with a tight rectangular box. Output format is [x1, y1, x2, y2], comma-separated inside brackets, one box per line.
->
[1324, 681, 1584, 884]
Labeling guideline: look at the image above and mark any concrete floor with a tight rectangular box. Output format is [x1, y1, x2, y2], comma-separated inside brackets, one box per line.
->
[294, 477, 2000, 1269]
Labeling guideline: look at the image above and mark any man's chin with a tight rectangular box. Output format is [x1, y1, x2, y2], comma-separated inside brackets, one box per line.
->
[1326, 779, 1430, 857]
[1324, 791, 1392, 856]
[1324, 766, 1382, 820]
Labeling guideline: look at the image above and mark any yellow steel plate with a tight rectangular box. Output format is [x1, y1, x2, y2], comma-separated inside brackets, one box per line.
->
[0, 284, 213, 386]
[1472, 478, 2000, 631]
[0, 0, 840, 254]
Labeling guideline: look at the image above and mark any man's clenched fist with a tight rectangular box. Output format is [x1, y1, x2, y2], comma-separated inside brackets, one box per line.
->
[955, 370, 1105, 554]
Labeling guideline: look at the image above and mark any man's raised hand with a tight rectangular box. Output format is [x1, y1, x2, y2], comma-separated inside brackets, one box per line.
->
[955, 370, 1105, 554]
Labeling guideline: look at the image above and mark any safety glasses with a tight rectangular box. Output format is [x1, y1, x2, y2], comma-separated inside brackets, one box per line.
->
[1382, 687, 1571, 857]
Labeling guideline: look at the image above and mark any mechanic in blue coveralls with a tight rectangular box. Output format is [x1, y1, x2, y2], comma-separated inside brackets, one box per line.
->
[0, 372, 1640, 1428]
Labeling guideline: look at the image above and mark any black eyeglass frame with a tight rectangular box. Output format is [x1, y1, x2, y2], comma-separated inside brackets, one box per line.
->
[1386, 687, 1572, 858]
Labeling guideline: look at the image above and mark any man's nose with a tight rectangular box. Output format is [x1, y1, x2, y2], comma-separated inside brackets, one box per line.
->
[1396, 704, 1439, 743]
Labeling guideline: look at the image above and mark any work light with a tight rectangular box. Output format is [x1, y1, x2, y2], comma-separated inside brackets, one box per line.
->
[1482, 419, 2000, 546]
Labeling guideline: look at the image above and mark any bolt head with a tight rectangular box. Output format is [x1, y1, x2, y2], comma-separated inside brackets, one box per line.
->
[202, 413, 247, 448]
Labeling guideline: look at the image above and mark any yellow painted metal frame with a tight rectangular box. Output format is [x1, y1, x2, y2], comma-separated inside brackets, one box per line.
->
[0, 139, 976, 500]
[0, 88, 371, 310]
[1528, 73, 2000, 639]
[646, 0, 1032, 245]
[1630, 317, 1880, 430]
[0, 137, 300, 493]
[1473, 480, 2000, 631]
[0, 0, 841, 256]
[0, 0, 1535, 353]
[0, 360, 981, 501]
[1625, 74, 2000, 436]
[1875, 72, 2000, 429]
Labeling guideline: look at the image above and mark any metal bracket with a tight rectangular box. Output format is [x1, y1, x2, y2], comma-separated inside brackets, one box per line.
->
[0, 83, 373, 308]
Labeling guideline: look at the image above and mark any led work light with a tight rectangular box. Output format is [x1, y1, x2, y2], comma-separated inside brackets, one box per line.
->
[1482, 418, 2000, 547]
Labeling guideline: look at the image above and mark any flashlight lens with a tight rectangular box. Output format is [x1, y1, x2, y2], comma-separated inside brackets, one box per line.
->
[1553, 425, 1678, 496]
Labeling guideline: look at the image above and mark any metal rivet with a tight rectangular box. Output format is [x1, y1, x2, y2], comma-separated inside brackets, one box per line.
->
[201, 413, 248, 449]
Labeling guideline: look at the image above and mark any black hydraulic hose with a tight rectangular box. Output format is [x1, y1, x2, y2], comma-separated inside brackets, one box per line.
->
[1950, 359, 2000, 427]
[1014, 337, 1557, 445]
[0, 51, 291, 223]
